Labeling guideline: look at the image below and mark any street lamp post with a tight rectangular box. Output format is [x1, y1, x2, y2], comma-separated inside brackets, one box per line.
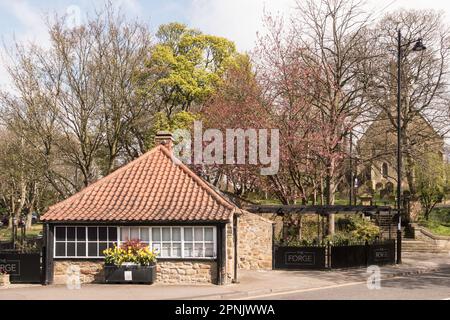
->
[349, 130, 354, 205]
[396, 30, 426, 264]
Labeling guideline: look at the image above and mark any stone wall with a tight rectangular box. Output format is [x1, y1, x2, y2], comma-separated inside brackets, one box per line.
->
[54, 260, 104, 285]
[157, 260, 217, 284]
[237, 212, 273, 270]
[53, 260, 217, 285]
[414, 225, 450, 250]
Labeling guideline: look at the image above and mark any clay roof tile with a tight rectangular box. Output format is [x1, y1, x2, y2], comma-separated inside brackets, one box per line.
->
[42, 146, 234, 223]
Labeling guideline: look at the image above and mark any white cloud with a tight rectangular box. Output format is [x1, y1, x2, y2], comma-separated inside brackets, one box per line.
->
[1, 0, 49, 45]
[0, 0, 51, 90]
[185, 0, 450, 53]
[88, 0, 144, 17]
[186, 0, 294, 52]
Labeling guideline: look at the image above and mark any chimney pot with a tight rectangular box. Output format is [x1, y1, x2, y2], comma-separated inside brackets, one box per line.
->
[155, 131, 174, 151]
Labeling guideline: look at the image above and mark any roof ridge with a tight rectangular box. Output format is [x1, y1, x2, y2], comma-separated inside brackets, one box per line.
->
[157, 146, 236, 211]
[46, 147, 161, 212]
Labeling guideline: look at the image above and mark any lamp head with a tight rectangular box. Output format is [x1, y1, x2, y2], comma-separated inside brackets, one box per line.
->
[412, 38, 426, 52]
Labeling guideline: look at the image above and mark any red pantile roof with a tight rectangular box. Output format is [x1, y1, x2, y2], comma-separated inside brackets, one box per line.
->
[41, 145, 235, 223]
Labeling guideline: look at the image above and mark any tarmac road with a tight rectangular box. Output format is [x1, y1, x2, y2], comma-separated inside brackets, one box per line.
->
[247, 269, 450, 300]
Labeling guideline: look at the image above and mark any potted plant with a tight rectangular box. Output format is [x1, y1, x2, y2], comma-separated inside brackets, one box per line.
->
[103, 240, 158, 284]
[0, 270, 10, 287]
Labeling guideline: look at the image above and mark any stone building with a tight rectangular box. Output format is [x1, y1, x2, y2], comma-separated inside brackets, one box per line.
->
[357, 110, 445, 196]
[41, 132, 273, 285]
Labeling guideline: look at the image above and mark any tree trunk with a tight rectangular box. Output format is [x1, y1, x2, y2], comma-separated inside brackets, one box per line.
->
[325, 170, 336, 235]
[404, 153, 417, 195]
[297, 215, 302, 240]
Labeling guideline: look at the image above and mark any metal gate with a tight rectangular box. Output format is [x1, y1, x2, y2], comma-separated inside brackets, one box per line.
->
[0, 249, 45, 284]
[273, 240, 396, 270]
[273, 246, 326, 270]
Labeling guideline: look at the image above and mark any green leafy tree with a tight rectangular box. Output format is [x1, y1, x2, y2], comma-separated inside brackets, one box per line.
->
[416, 153, 446, 220]
[137, 22, 239, 118]
[145, 111, 200, 149]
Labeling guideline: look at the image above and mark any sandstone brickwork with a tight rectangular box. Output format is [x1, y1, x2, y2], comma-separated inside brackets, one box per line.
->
[237, 212, 273, 270]
[156, 260, 217, 284]
[54, 260, 104, 285]
[53, 259, 218, 285]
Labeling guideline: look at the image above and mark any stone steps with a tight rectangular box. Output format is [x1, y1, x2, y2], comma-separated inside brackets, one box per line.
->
[401, 239, 448, 253]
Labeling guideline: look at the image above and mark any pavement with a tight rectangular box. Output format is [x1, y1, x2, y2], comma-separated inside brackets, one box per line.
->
[250, 270, 450, 300]
[0, 252, 449, 300]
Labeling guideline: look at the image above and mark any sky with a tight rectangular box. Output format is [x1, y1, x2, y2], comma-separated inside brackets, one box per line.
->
[1, 0, 450, 88]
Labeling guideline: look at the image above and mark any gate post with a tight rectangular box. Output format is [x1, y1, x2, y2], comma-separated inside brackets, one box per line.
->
[272, 223, 276, 270]
[43, 223, 54, 285]
[365, 240, 369, 267]
[41, 245, 46, 285]
[327, 241, 331, 269]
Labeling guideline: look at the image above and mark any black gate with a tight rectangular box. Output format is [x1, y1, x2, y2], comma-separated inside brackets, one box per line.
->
[367, 240, 395, 266]
[330, 240, 395, 269]
[0, 249, 45, 284]
[330, 244, 367, 268]
[273, 240, 396, 270]
[273, 246, 326, 270]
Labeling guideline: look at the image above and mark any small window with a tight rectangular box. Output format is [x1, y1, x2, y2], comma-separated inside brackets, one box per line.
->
[162, 228, 170, 241]
[67, 227, 75, 241]
[120, 227, 130, 242]
[140, 228, 149, 243]
[67, 242, 76, 256]
[55, 227, 65, 241]
[99, 227, 108, 241]
[77, 227, 86, 240]
[55, 242, 65, 256]
[88, 227, 97, 241]
[130, 227, 139, 240]
[88, 243, 98, 256]
[152, 228, 160, 241]
[184, 228, 193, 241]
[382, 162, 389, 178]
[108, 227, 117, 240]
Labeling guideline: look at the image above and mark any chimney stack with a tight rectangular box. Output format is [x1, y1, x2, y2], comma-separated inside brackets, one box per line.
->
[155, 131, 174, 151]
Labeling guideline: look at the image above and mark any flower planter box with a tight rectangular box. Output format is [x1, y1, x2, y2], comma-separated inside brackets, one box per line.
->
[104, 264, 156, 284]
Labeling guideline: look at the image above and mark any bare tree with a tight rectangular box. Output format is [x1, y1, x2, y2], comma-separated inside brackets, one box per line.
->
[361, 9, 450, 195]
[1, 4, 152, 199]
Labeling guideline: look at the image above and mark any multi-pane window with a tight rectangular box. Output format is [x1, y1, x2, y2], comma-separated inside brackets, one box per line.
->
[119, 227, 150, 246]
[182, 227, 215, 258]
[151, 227, 182, 258]
[118, 226, 216, 259]
[54, 226, 216, 259]
[54, 226, 117, 258]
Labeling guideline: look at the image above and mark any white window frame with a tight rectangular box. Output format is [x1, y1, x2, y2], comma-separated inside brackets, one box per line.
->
[54, 226, 119, 259]
[54, 226, 217, 260]
[118, 226, 217, 260]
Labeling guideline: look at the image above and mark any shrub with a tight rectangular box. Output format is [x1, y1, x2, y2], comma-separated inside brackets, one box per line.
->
[334, 215, 380, 242]
[279, 238, 322, 247]
[326, 232, 361, 246]
[349, 216, 380, 241]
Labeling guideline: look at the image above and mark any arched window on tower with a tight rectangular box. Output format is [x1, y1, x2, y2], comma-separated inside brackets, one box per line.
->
[382, 162, 389, 178]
